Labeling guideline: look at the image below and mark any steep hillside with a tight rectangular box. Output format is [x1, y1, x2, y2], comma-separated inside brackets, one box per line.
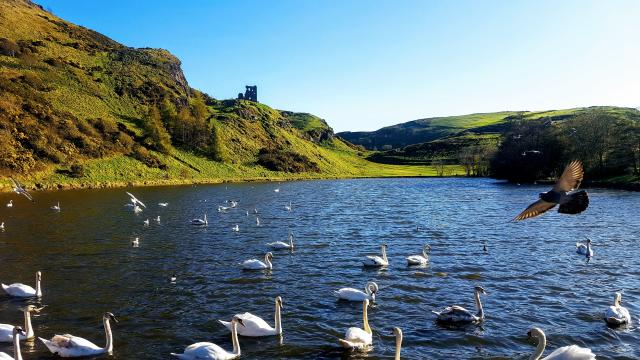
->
[0, 0, 452, 190]
[338, 107, 640, 150]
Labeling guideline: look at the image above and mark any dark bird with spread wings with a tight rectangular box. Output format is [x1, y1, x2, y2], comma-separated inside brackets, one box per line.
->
[514, 160, 589, 221]
[10, 177, 34, 202]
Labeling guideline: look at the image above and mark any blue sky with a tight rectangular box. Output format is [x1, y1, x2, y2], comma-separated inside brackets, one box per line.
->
[37, 0, 640, 132]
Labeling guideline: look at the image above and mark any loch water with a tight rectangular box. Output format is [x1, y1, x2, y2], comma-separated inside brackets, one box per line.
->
[0, 178, 638, 359]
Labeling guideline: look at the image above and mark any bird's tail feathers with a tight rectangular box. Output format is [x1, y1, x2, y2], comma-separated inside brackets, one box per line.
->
[558, 190, 589, 215]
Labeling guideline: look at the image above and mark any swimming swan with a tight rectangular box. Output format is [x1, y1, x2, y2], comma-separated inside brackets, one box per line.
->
[51, 202, 60, 211]
[433, 286, 486, 323]
[191, 214, 208, 226]
[6, 200, 12, 208]
[266, 233, 294, 250]
[527, 327, 595, 360]
[335, 282, 378, 302]
[576, 238, 593, 257]
[2, 271, 42, 298]
[242, 252, 273, 270]
[39, 312, 118, 358]
[219, 296, 283, 337]
[172, 316, 245, 360]
[406, 244, 431, 266]
[363, 244, 389, 267]
[605, 292, 631, 326]
[0, 305, 44, 342]
[0, 326, 26, 360]
[392, 327, 403, 360]
[339, 299, 372, 349]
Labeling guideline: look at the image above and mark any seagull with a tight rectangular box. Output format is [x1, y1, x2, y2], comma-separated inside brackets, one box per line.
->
[158, 202, 168, 207]
[132, 237, 140, 247]
[10, 178, 33, 201]
[6, 200, 13, 208]
[155, 216, 161, 223]
[143, 219, 150, 226]
[170, 274, 177, 283]
[514, 160, 589, 221]
[51, 202, 61, 211]
[232, 225, 240, 232]
[126, 192, 146, 209]
[274, 188, 280, 193]
[133, 205, 143, 213]
[218, 205, 230, 212]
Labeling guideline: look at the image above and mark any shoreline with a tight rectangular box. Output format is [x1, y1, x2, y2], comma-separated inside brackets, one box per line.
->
[1, 173, 637, 194]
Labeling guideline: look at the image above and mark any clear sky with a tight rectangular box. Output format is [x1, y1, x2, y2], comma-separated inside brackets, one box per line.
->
[36, 0, 640, 132]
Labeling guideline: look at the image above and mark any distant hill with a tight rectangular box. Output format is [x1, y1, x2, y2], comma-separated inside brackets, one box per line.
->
[338, 107, 640, 151]
[0, 0, 444, 190]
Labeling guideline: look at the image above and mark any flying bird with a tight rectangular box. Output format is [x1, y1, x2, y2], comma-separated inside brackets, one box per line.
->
[126, 192, 146, 208]
[514, 160, 589, 221]
[10, 178, 33, 202]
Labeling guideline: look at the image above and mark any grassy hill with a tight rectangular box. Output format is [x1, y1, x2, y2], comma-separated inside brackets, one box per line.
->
[0, 0, 459, 191]
[338, 107, 640, 151]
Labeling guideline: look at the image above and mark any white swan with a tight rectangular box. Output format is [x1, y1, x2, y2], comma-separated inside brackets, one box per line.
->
[126, 191, 146, 208]
[406, 244, 431, 266]
[232, 225, 239, 232]
[0, 326, 26, 360]
[191, 214, 208, 226]
[284, 201, 292, 211]
[133, 205, 143, 213]
[0, 222, 4, 231]
[219, 296, 283, 337]
[155, 216, 161, 223]
[6, 200, 13, 208]
[172, 317, 244, 360]
[218, 206, 229, 212]
[241, 252, 273, 270]
[143, 219, 150, 226]
[433, 286, 486, 323]
[605, 292, 631, 326]
[2, 271, 42, 298]
[266, 233, 294, 250]
[576, 238, 593, 257]
[132, 237, 140, 247]
[256, 217, 260, 226]
[335, 282, 378, 302]
[392, 327, 402, 360]
[339, 299, 372, 349]
[527, 327, 595, 360]
[0, 305, 43, 342]
[51, 202, 61, 211]
[363, 244, 389, 267]
[158, 202, 168, 207]
[274, 188, 280, 193]
[40, 312, 118, 358]
[170, 274, 177, 283]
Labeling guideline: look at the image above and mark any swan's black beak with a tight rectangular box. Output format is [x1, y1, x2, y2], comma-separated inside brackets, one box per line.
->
[236, 318, 245, 327]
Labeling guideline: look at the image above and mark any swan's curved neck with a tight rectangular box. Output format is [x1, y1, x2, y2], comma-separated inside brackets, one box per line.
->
[231, 321, 241, 356]
[615, 294, 621, 307]
[103, 317, 113, 353]
[289, 234, 294, 248]
[13, 331, 23, 360]
[474, 291, 484, 319]
[204, 214, 208, 225]
[394, 332, 402, 360]
[530, 332, 546, 360]
[381, 246, 387, 262]
[362, 302, 371, 334]
[274, 301, 282, 335]
[23, 310, 33, 339]
[265, 255, 272, 269]
[35, 275, 41, 297]
[422, 247, 429, 259]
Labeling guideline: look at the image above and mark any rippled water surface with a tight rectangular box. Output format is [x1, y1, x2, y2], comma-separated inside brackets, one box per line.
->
[0, 178, 639, 359]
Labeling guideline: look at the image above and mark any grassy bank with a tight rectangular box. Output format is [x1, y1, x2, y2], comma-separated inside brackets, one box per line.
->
[0, 145, 465, 192]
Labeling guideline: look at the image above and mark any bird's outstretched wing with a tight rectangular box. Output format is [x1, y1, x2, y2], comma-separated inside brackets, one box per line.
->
[514, 199, 556, 221]
[10, 177, 33, 201]
[553, 160, 583, 192]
